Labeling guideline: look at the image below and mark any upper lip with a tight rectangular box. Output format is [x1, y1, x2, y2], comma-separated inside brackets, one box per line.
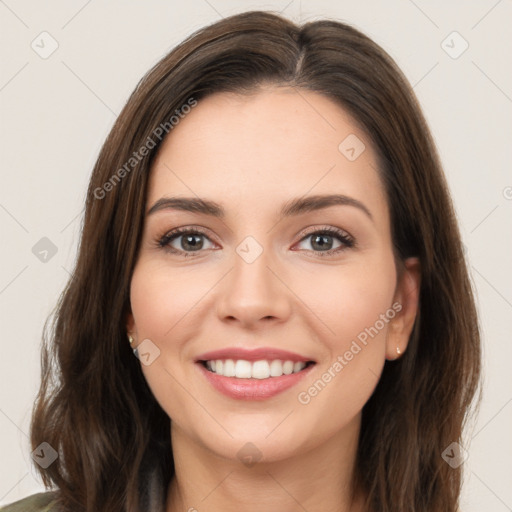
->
[195, 347, 316, 363]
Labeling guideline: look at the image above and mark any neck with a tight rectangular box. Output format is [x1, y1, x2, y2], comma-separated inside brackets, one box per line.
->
[166, 413, 366, 512]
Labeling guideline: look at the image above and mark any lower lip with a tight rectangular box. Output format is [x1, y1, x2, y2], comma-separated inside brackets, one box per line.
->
[196, 362, 316, 401]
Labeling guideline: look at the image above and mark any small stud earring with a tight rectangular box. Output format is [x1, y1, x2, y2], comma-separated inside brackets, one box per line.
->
[396, 346, 401, 355]
[127, 334, 138, 357]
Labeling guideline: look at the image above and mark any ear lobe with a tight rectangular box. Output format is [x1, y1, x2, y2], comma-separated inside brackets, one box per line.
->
[126, 311, 136, 339]
[386, 257, 421, 360]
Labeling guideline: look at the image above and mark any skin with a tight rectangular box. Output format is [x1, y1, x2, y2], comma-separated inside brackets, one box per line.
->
[126, 86, 420, 512]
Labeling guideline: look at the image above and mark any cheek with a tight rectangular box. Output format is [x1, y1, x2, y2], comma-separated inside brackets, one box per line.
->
[293, 256, 397, 413]
[295, 253, 397, 351]
[129, 261, 208, 342]
[128, 262, 194, 399]
[129, 262, 205, 423]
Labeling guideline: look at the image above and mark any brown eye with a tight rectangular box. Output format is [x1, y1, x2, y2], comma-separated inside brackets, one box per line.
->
[174, 233, 205, 251]
[294, 227, 355, 256]
[158, 227, 216, 257]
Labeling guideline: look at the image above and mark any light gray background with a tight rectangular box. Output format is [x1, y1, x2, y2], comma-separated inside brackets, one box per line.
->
[1, 1, 511, 509]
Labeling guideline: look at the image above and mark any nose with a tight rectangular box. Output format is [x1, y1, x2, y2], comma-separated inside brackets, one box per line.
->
[215, 243, 292, 329]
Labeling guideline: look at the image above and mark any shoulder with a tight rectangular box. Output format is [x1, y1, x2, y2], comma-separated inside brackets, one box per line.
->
[0, 492, 59, 512]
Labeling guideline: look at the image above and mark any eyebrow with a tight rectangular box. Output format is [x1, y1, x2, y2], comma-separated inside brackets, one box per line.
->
[147, 194, 373, 221]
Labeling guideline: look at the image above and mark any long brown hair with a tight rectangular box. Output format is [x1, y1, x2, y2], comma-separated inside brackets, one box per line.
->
[30, 10, 482, 512]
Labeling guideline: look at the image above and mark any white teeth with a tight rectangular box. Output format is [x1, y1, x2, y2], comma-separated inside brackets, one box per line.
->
[204, 359, 310, 378]
[293, 361, 306, 373]
[223, 359, 236, 377]
[234, 359, 252, 378]
[252, 360, 270, 379]
[269, 360, 283, 377]
[283, 361, 294, 375]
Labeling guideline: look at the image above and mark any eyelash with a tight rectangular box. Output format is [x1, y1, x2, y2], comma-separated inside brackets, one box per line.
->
[156, 225, 356, 258]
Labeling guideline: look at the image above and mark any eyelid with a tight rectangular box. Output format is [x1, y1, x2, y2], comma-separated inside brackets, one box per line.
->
[295, 224, 353, 242]
[157, 225, 217, 249]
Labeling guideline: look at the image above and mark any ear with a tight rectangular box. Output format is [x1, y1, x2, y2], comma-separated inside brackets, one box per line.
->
[125, 310, 137, 341]
[386, 257, 421, 360]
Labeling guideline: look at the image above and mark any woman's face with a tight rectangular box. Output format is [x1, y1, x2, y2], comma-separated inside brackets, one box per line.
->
[127, 86, 419, 463]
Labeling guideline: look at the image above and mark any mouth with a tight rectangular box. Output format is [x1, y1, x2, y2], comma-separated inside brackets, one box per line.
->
[194, 347, 317, 400]
[199, 358, 316, 379]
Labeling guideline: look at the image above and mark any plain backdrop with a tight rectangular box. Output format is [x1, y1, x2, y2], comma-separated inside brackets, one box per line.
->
[1, 1, 511, 510]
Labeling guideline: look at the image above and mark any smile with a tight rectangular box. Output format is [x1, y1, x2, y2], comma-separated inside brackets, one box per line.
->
[194, 346, 317, 400]
[202, 359, 314, 379]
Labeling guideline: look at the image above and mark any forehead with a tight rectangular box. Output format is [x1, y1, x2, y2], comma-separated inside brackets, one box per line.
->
[147, 86, 387, 222]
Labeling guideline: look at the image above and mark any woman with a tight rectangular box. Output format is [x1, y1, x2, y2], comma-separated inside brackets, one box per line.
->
[1, 10, 481, 512]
